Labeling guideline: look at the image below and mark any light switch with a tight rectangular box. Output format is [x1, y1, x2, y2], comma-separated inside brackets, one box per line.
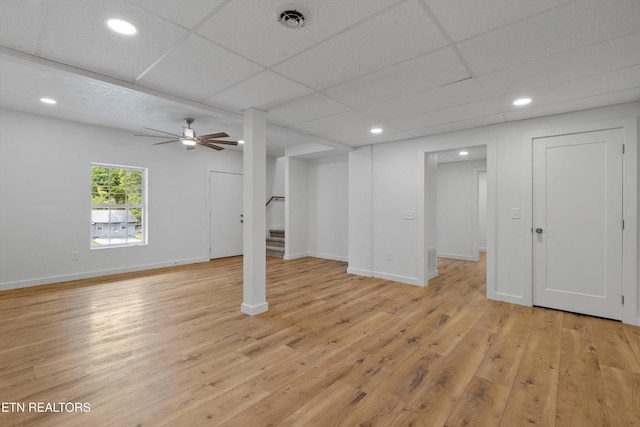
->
[511, 208, 520, 219]
[403, 210, 415, 220]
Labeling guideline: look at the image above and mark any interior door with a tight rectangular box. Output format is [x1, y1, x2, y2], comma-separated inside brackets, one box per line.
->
[533, 129, 623, 320]
[209, 171, 243, 259]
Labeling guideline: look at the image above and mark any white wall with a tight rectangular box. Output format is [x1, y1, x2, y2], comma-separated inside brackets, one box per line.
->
[348, 146, 373, 276]
[266, 156, 285, 232]
[307, 155, 348, 261]
[478, 171, 487, 251]
[437, 160, 486, 260]
[348, 101, 640, 323]
[285, 156, 308, 259]
[0, 109, 244, 290]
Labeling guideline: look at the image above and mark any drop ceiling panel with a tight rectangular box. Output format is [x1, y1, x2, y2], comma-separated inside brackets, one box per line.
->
[323, 47, 470, 109]
[267, 93, 350, 127]
[196, 0, 396, 67]
[426, 0, 572, 42]
[458, 0, 640, 75]
[495, 65, 640, 114]
[0, 0, 49, 55]
[361, 78, 487, 121]
[504, 88, 640, 122]
[479, 31, 640, 97]
[204, 70, 313, 112]
[389, 99, 500, 131]
[324, 126, 413, 147]
[138, 34, 264, 101]
[273, 0, 448, 90]
[290, 110, 373, 135]
[37, 0, 188, 81]
[406, 114, 505, 138]
[124, 0, 224, 29]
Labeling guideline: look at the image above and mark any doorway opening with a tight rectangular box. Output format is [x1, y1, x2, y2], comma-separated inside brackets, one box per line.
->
[422, 144, 490, 290]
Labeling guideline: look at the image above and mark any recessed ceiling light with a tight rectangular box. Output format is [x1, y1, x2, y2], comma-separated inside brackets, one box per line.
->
[513, 97, 532, 106]
[107, 18, 137, 35]
[238, 140, 245, 144]
[370, 128, 383, 134]
[459, 151, 469, 156]
[40, 97, 57, 105]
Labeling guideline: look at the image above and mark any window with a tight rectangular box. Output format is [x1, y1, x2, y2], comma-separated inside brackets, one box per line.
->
[91, 163, 147, 248]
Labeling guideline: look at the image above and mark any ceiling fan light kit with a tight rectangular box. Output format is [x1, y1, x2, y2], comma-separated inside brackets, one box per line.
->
[137, 118, 238, 151]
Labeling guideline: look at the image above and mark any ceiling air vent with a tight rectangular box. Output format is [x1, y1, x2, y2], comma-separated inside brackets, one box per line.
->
[274, 4, 310, 29]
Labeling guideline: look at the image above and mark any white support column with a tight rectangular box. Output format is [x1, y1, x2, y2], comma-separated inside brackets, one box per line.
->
[241, 108, 268, 315]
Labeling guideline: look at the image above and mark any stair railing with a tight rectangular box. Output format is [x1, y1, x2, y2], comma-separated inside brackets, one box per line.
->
[266, 196, 285, 207]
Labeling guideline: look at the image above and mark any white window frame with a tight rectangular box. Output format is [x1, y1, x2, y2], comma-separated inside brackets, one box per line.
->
[90, 163, 148, 249]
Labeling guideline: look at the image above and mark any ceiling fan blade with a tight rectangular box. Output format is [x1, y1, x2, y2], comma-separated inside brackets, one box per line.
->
[142, 127, 181, 137]
[199, 132, 229, 139]
[152, 139, 179, 145]
[134, 134, 179, 138]
[198, 141, 224, 151]
[200, 139, 238, 145]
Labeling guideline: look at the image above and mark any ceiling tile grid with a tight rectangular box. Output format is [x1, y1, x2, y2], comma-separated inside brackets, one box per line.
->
[137, 33, 264, 101]
[0, 0, 639, 155]
[203, 70, 314, 112]
[0, 0, 49, 55]
[457, 0, 640, 76]
[36, 0, 189, 81]
[272, 0, 448, 90]
[195, 0, 401, 68]
[321, 47, 471, 110]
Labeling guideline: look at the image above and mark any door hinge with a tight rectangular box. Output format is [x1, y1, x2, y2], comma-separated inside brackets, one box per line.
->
[622, 144, 625, 154]
[622, 219, 625, 230]
[622, 295, 625, 305]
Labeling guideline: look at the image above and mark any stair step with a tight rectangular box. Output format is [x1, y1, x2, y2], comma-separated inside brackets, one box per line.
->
[266, 245, 284, 258]
[269, 228, 285, 238]
[266, 237, 284, 248]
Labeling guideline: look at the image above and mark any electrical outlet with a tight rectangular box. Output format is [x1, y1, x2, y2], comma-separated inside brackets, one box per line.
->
[71, 251, 80, 261]
[403, 210, 415, 220]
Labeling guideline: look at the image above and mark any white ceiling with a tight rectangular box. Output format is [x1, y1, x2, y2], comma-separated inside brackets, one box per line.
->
[1, 0, 639, 157]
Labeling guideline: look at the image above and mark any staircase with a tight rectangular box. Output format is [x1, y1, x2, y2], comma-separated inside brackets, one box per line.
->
[266, 228, 285, 258]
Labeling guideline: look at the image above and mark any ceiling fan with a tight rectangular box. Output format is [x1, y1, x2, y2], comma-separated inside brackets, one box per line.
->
[136, 118, 238, 151]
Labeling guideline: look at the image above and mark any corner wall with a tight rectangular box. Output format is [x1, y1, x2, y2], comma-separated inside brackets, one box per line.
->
[0, 109, 244, 290]
[348, 101, 640, 324]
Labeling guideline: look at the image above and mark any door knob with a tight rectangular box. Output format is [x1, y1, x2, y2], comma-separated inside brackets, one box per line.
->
[535, 227, 543, 234]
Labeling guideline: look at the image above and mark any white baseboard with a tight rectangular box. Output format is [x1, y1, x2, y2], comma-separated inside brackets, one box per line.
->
[372, 271, 419, 286]
[241, 302, 269, 316]
[0, 257, 209, 291]
[284, 252, 307, 260]
[427, 269, 439, 280]
[347, 267, 372, 277]
[437, 253, 477, 261]
[307, 252, 348, 262]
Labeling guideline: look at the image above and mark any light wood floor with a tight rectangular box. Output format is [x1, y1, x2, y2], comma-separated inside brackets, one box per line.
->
[1, 255, 639, 426]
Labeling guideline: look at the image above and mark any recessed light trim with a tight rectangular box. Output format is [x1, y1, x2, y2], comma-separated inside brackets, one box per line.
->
[370, 127, 383, 134]
[459, 151, 469, 156]
[40, 97, 57, 105]
[513, 97, 532, 106]
[107, 18, 137, 35]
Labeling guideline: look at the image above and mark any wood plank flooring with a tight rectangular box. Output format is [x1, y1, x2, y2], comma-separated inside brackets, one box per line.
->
[1, 254, 639, 426]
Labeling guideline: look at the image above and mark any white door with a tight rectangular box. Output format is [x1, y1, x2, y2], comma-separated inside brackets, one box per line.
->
[209, 172, 243, 259]
[533, 129, 623, 320]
